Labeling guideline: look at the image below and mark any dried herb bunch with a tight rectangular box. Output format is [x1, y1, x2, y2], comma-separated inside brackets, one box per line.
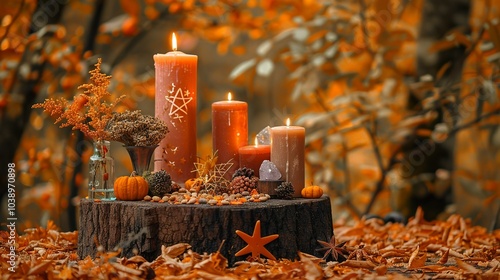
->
[107, 110, 168, 146]
[32, 58, 124, 141]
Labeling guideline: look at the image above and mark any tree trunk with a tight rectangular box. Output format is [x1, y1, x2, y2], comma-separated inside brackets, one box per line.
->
[78, 196, 333, 265]
[406, 0, 471, 220]
[0, 0, 66, 231]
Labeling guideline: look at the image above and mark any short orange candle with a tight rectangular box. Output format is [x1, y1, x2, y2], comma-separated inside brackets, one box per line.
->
[212, 93, 248, 179]
[270, 118, 305, 197]
[239, 138, 271, 176]
[154, 33, 197, 183]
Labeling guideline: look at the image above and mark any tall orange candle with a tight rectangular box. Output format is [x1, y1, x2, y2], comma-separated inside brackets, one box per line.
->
[270, 118, 305, 197]
[154, 33, 197, 183]
[239, 137, 271, 176]
[212, 93, 248, 179]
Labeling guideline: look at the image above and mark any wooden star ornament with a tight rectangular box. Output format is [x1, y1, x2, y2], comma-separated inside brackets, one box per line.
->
[235, 220, 279, 260]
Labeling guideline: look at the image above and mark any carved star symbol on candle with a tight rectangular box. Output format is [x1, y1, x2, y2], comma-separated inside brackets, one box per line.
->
[235, 220, 279, 260]
[167, 161, 175, 168]
[171, 146, 178, 154]
[173, 113, 183, 122]
[179, 157, 187, 164]
[162, 146, 172, 155]
[166, 86, 192, 121]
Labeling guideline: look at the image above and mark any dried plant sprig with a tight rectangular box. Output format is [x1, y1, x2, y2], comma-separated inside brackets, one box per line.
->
[32, 58, 124, 141]
[107, 110, 169, 146]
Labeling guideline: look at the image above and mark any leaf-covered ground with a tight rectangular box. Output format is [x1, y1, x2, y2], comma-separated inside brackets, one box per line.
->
[1, 208, 499, 279]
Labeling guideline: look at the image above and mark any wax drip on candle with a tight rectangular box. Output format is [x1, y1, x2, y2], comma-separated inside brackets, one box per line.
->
[227, 92, 232, 126]
[172, 33, 177, 51]
[285, 118, 290, 182]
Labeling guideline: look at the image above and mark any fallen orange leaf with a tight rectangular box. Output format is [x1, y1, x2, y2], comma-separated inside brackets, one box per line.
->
[408, 246, 427, 269]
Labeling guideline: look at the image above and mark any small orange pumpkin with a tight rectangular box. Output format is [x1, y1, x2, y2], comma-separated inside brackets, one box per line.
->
[301, 185, 323, 199]
[114, 172, 149, 201]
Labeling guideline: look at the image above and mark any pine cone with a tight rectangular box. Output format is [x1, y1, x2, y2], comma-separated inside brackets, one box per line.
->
[232, 167, 255, 180]
[171, 181, 180, 192]
[276, 182, 294, 199]
[229, 175, 259, 194]
[145, 170, 172, 196]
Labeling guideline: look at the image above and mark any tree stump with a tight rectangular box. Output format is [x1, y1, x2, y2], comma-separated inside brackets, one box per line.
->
[78, 196, 333, 265]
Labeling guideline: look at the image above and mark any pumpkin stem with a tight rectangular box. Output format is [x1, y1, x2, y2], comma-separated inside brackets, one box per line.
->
[131, 171, 137, 177]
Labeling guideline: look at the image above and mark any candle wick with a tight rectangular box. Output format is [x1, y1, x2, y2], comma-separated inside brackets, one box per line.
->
[285, 127, 289, 182]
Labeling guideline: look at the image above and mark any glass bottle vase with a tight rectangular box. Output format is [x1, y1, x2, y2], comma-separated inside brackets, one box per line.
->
[88, 140, 115, 200]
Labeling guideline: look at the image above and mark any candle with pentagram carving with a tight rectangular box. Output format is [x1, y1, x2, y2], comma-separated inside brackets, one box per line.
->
[212, 92, 248, 179]
[154, 33, 197, 183]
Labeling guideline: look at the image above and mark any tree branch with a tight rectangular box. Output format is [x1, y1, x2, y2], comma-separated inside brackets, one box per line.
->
[313, 90, 361, 217]
[357, 0, 374, 57]
[109, 7, 171, 71]
[0, 0, 25, 44]
[449, 107, 500, 135]
[0, 0, 66, 230]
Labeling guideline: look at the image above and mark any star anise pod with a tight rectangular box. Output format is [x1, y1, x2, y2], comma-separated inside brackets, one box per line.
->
[317, 235, 348, 262]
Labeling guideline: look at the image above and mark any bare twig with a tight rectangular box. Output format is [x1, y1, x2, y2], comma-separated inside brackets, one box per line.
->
[109, 7, 171, 71]
[0, 0, 25, 44]
[363, 143, 401, 216]
[449, 108, 500, 135]
[362, 125, 385, 215]
[362, 106, 500, 216]
[357, 0, 374, 57]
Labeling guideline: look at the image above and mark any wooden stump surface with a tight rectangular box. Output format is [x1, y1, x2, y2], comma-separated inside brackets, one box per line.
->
[78, 196, 333, 265]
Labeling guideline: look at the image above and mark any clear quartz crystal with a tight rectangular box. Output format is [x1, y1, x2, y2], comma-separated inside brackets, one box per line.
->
[259, 160, 282, 181]
[256, 126, 271, 145]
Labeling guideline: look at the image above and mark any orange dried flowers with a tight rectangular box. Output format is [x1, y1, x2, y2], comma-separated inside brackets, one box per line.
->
[32, 58, 124, 141]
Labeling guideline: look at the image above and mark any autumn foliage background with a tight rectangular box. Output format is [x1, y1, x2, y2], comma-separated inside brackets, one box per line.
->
[1, 0, 499, 232]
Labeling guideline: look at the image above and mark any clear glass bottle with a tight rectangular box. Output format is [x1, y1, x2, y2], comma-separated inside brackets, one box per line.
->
[88, 140, 115, 200]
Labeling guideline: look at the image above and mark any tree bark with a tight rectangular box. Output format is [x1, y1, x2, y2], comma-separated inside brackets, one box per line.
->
[78, 196, 333, 265]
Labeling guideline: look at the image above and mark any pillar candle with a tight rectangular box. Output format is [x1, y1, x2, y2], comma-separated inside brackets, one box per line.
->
[212, 93, 248, 179]
[270, 119, 305, 197]
[239, 137, 270, 176]
[154, 33, 197, 183]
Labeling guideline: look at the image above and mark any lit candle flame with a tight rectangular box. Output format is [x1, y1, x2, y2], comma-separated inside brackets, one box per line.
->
[254, 137, 258, 147]
[227, 92, 232, 101]
[172, 33, 177, 51]
[286, 118, 290, 126]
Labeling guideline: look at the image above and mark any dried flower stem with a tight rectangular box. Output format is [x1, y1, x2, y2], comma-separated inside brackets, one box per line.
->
[32, 58, 124, 141]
